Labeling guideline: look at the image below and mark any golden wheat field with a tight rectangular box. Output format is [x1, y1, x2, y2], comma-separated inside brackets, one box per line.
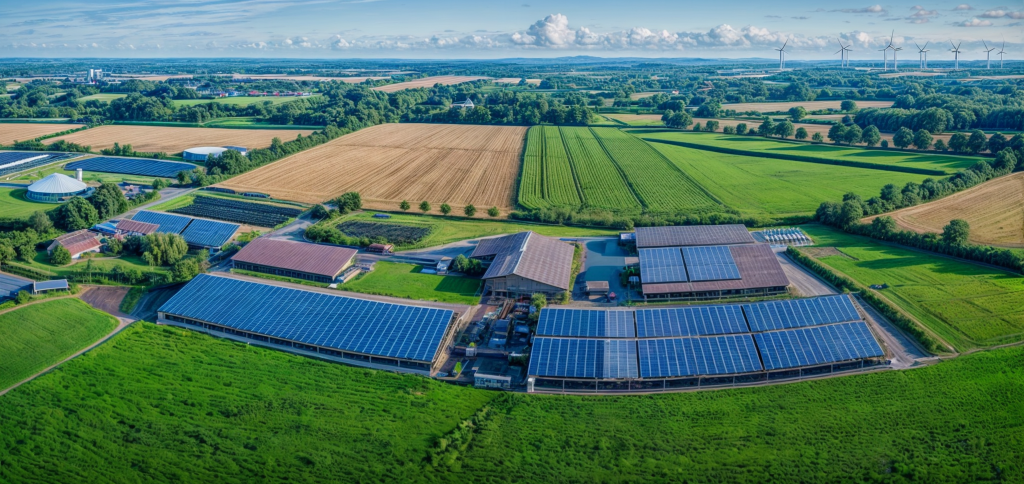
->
[47, 125, 316, 154]
[493, 78, 542, 85]
[216, 123, 527, 213]
[721, 100, 894, 112]
[871, 172, 1024, 247]
[372, 76, 491, 93]
[0, 123, 81, 146]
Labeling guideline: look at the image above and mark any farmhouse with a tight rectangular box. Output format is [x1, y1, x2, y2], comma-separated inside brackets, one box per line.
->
[158, 274, 466, 375]
[231, 238, 357, 283]
[471, 232, 575, 298]
[47, 230, 102, 259]
[527, 295, 885, 393]
[634, 225, 789, 301]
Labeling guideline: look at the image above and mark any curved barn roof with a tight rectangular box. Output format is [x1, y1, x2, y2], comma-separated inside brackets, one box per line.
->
[27, 173, 87, 194]
[184, 147, 228, 156]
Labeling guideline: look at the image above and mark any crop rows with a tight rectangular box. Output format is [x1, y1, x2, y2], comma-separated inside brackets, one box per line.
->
[542, 126, 583, 207]
[558, 127, 640, 210]
[518, 126, 547, 209]
[171, 195, 302, 227]
[337, 221, 431, 245]
[48, 125, 315, 154]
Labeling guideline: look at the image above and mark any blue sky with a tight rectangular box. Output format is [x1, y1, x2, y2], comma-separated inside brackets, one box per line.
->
[2, 0, 1022, 58]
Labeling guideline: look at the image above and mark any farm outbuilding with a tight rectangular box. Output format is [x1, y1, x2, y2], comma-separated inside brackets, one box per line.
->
[47, 230, 102, 259]
[115, 219, 159, 237]
[231, 238, 357, 283]
[183, 146, 248, 162]
[471, 232, 575, 299]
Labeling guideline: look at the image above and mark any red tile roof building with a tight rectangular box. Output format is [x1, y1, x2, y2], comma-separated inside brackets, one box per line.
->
[231, 238, 357, 283]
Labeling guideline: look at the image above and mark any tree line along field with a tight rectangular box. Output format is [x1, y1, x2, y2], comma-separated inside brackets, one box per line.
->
[678, 118, 969, 148]
[802, 225, 1024, 351]
[720, 100, 894, 112]
[371, 76, 491, 93]
[648, 143, 932, 218]
[873, 172, 1024, 248]
[2, 322, 1024, 482]
[518, 126, 721, 213]
[47, 125, 316, 154]
[0, 298, 118, 390]
[641, 131, 981, 175]
[217, 123, 525, 213]
[0, 122, 81, 146]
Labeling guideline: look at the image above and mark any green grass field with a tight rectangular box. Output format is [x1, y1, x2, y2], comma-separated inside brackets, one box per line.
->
[803, 225, 1024, 350]
[171, 95, 318, 107]
[518, 126, 720, 213]
[9, 251, 172, 280]
[1, 322, 1023, 482]
[78, 93, 127, 103]
[341, 261, 482, 305]
[339, 211, 615, 250]
[650, 143, 931, 218]
[0, 298, 118, 389]
[0, 187, 58, 219]
[641, 132, 981, 174]
[14, 161, 177, 186]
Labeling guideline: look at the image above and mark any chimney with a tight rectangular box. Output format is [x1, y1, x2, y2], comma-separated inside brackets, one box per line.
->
[76, 168, 83, 182]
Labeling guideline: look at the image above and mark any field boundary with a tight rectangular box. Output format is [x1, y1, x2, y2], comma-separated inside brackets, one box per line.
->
[643, 138, 949, 176]
[620, 129, 726, 205]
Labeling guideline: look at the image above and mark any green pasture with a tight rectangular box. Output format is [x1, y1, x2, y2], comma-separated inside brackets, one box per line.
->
[649, 143, 930, 218]
[804, 225, 1024, 350]
[0, 322, 1022, 481]
[0, 187, 56, 219]
[341, 261, 482, 305]
[78, 93, 127, 103]
[0, 298, 118, 390]
[641, 132, 981, 174]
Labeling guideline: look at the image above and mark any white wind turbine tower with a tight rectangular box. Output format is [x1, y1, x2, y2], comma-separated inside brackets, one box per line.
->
[843, 44, 853, 68]
[834, 39, 846, 67]
[916, 42, 929, 69]
[997, 41, 1007, 68]
[983, 40, 996, 69]
[950, 41, 962, 70]
[776, 39, 789, 70]
[879, 43, 889, 71]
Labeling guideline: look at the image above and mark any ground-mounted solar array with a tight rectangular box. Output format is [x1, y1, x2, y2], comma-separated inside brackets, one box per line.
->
[65, 157, 197, 178]
[528, 295, 885, 383]
[159, 274, 458, 364]
[0, 152, 80, 177]
[130, 210, 239, 247]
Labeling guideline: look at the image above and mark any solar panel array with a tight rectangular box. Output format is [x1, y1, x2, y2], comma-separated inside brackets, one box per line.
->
[159, 274, 456, 363]
[682, 246, 741, 282]
[180, 217, 240, 248]
[66, 157, 197, 178]
[528, 337, 638, 379]
[639, 247, 687, 283]
[537, 308, 636, 338]
[744, 295, 861, 332]
[0, 152, 78, 177]
[636, 305, 748, 338]
[755, 322, 884, 371]
[132, 210, 192, 234]
[638, 335, 762, 378]
[528, 295, 885, 380]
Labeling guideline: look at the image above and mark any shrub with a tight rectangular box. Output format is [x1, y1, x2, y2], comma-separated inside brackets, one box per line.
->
[464, 204, 477, 217]
[419, 201, 431, 213]
[487, 207, 500, 217]
[50, 245, 72, 265]
[439, 203, 452, 216]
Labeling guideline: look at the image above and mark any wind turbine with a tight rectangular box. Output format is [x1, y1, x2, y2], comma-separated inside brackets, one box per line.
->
[983, 40, 996, 69]
[843, 44, 853, 68]
[915, 42, 929, 69]
[997, 41, 1006, 68]
[834, 38, 846, 67]
[776, 39, 789, 70]
[879, 44, 889, 71]
[950, 41, 962, 70]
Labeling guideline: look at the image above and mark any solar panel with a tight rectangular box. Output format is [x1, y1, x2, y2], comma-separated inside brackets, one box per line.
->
[682, 246, 741, 282]
[132, 210, 192, 234]
[527, 337, 638, 379]
[639, 247, 688, 283]
[744, 295, 861, 332]
[536, 308, 636, 338]
[180, 217, 239, 248]
[0, 152, 78, 177]
[0, 273, 31, 298]
[637, 334, 762, 378]
[159, 274, 456, 363]
[755, 321, 884, 371]
[33, 279, 69, 291]
[66, 157, 197, 178]
[635, 305, 749, 337]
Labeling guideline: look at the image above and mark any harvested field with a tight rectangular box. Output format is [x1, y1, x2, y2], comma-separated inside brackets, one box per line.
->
[721, 100, 893, 112]
[0, 123, 81, 146]
[373, 76, 491, 92]
[47, 125, 315, 154]
[231, 74, 387, 82]
[80, 286, 131, 317]
[216, 123, 525, 213]
[493, 78, 542, 85]
[873, 172, 1024, 248]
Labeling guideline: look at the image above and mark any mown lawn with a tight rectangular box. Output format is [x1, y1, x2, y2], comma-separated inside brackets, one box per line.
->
[0, 187, 56, 219]
[339, 211, 615, 250]
[0, 298, 118, 389]
[341, 261, 481, 305]
[1, 322, 1024, 482]
[803, 224, 1024, 350]
[649, 143, 930, 218]
[641, 131, 981, 174]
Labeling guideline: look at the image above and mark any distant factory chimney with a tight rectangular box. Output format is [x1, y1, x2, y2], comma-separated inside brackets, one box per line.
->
[76, 168, 83, 182]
